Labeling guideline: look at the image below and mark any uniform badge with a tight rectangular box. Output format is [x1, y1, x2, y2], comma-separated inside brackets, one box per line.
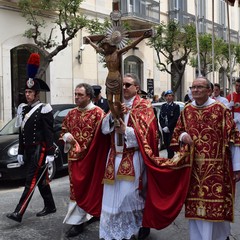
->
[27, 78, 34, 88]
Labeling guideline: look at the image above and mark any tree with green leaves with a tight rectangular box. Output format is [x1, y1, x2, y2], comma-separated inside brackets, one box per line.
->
[190, 33, 229, 77]
[189, 33, 240, 84]
[18, 0, 89, 78]
[148, 20, 196, 93]
[215, 42, 240, 78]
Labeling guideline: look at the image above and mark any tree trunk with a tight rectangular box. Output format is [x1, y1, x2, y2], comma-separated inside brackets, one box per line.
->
[36, 55, 52, 80]
[171, 59, 186, 100]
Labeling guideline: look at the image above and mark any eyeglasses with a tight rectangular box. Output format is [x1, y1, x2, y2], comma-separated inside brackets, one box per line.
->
[123, 83, 135, 88]
[189, 85, 209, 90]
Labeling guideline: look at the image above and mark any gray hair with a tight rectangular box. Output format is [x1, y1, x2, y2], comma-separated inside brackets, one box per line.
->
[75, 83, 94, 99]
[123, 73, 141, 88]
[195, 76, 211, 89]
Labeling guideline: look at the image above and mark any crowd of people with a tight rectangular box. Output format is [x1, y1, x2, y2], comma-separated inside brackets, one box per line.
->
[6, 53, 240, 240]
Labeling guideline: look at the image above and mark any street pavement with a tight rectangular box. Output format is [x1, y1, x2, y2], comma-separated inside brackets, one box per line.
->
[1, 150, 240, 240]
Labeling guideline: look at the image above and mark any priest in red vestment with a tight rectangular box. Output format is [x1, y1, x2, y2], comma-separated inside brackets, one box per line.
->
[170, 77, 240, 240]
[121, 76, 240, 240]
[60, 83, 110, 238]
[227, 78, 240, 132]
[99, 73, 193, 240]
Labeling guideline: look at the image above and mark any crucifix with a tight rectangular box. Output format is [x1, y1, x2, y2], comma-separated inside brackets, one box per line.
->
[84, 0, 152, 145]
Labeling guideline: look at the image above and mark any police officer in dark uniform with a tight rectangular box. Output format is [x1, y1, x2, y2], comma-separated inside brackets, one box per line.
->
[159, 90, 180, 158]
[6, 54, 56, 223]
[92, 85, 109, 113]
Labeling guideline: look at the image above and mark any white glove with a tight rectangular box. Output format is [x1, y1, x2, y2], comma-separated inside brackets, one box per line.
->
[229, 101, 235, 108]
[17, 155, 24, 165]
[45, 155, 55, 164]
[162, 126, 170, 133]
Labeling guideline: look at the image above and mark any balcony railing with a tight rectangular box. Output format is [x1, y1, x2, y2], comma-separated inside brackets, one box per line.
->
[170, 12, 239, 43]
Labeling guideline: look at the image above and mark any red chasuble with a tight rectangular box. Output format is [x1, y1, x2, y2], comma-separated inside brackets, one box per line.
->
[60, 106, 110, 216]
[130, 95, 193, 229]
[227, 92, 240, 113]
[171, 102, 240, 222]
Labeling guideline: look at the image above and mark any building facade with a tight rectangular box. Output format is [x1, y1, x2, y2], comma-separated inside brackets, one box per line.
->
[0, 0, 239, 127]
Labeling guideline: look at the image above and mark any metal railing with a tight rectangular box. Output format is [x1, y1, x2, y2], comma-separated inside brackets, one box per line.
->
[120, 0, 160, 24]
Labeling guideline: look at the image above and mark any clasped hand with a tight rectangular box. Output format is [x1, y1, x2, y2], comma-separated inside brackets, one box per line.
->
[63, 132, 81, 153]
[182, 133, 194, 146]
[115, 118, 126, 134]
[63, 133, 75, 144]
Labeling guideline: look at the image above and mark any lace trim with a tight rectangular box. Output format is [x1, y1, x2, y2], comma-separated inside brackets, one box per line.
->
[99, 209, 143, 240]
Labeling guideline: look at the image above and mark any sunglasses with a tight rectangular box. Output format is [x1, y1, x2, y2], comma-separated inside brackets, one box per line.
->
[123, 83, 135, 88]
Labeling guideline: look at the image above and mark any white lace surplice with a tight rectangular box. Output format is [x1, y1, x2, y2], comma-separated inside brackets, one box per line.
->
[100, 99, 147, 240]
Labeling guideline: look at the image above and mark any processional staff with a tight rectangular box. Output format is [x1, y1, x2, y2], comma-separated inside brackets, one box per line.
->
[84, 1, 152, 145]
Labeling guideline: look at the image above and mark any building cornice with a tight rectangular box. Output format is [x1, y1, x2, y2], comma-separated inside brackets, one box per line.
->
[0, 1, 110, 22]
[0, 0, 20, 12]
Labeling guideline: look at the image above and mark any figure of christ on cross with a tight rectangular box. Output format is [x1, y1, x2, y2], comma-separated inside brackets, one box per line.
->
[85, 29, 152, 127]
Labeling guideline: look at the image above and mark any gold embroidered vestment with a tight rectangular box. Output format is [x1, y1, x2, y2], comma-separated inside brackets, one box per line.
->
[171, 102, 240, 222]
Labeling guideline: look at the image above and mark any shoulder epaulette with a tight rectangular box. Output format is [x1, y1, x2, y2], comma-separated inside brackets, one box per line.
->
[41, 103, 52, 114]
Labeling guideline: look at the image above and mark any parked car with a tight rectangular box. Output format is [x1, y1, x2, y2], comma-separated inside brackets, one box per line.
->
[0, 104, 76, 181]
[152, 101, 185, 118]
[152, 101, 185, 150]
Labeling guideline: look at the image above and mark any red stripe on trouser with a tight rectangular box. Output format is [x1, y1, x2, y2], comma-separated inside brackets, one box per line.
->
[19, 146, 46, 215]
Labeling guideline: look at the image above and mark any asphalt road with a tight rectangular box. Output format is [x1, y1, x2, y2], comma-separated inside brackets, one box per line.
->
[1, 167, 240, 240]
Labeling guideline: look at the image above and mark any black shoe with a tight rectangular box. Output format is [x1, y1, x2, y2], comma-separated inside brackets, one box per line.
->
[86, 216, 100, 225]
[226, 237, 230, 240]
[6, 212, 22, 223]
[36, 207, 56, 217]
[138, 227, 150, 240]
[65, 224, 84, 238]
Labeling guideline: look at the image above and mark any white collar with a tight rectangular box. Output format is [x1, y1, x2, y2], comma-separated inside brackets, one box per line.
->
[192, 97, 215, 107]
[124, 96, 135, 108]
[78, 102, 95, 111]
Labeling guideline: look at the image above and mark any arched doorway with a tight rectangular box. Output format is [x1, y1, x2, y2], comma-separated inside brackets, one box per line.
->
[11, 45, 46, 117]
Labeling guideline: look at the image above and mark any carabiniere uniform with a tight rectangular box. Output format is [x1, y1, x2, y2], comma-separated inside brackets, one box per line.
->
[159, 101, 180, 158]
[15, 100, 56, 216]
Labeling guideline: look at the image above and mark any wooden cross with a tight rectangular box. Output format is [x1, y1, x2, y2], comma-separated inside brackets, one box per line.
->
[84, 0, 152, 146]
